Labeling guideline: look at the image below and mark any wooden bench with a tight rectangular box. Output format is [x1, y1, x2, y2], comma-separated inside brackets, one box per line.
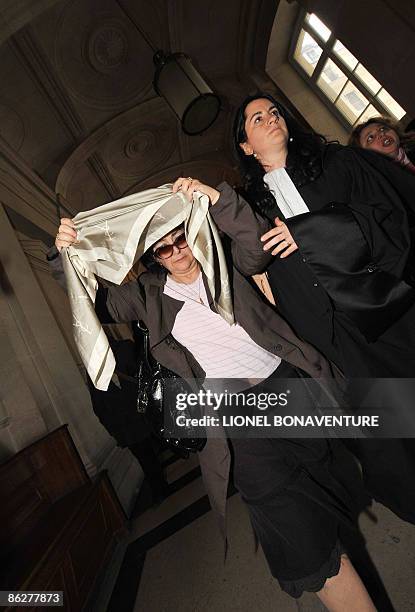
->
[0, 425, 127, 611]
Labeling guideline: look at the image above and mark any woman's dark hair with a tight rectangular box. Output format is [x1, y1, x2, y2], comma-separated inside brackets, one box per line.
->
[140, 249, 164, 273]
[233, 93, 330, 216]
[349, 115, 415, 150]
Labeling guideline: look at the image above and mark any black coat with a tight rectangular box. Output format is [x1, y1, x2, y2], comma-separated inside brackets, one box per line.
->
[261, 145, 415, 524]
[406, 146, 415, 166]
[265, 144, 415, 377]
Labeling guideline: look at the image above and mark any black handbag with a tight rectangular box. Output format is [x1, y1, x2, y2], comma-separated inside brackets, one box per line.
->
[135, 322, 206, 455]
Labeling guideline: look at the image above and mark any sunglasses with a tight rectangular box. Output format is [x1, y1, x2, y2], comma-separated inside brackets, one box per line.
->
[153, 232, 188, 260]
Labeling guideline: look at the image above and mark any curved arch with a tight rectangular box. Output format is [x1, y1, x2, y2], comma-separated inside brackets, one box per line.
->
[56, 98, 237, 211]
[55, 97, 177, 204]
[123, 158, 239, 195]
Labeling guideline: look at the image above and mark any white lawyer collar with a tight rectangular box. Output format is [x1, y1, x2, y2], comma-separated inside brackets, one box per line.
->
[263, 167, 310, 218]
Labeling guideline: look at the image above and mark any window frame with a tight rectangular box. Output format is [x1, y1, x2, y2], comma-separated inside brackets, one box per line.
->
[288, 9, 406, 130]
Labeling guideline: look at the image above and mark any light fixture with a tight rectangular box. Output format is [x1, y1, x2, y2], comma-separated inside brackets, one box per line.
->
[115, 0, 221, 135]
[153, 51, 221, 135]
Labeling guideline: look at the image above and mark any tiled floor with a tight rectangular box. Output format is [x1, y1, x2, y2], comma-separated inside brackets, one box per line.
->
[134, 494, 324, 612]
[110, 453, 415, 612]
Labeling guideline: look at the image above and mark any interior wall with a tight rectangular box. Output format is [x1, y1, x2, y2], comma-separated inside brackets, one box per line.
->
[293, 0, 415, 121]
[0, 139, 142, 512]
[266, 0, 349, 143]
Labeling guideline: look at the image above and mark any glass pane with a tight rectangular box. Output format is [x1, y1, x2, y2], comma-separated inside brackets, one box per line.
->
[352, 105, 380, 127]
[333, 40, 358, 70]
[306, 13, 331, 42]
[377, 89, 406, 120]
[293, 29, 323, 76]
[336, 81, 370, 124]
[317, 58, 348, 101]
[354, 64, 381, 95]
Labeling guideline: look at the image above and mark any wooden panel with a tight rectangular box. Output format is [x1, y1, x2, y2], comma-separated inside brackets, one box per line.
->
[1, 430, 126, 612]
[24, 425, 89, 501]
[70, 497, 113, 601]
[0, 426, 88, 554]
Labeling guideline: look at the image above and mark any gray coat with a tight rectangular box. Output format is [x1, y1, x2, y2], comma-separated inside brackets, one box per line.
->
[48, 182, 344, 542]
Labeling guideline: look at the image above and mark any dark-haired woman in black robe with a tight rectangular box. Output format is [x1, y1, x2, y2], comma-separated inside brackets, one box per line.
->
[232, 93, 415, 525]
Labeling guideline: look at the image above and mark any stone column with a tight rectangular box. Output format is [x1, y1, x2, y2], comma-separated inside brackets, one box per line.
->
[0, 138, 142, 513]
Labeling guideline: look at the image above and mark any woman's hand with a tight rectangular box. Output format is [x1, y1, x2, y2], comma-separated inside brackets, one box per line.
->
[261, 217, 298, 258]
[172, 177, 220, 205]
[55, 218, 77, 252]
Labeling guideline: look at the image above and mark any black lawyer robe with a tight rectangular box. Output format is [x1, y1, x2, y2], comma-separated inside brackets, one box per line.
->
[263, 144, 415, 524]
[266, 144, 415, 378]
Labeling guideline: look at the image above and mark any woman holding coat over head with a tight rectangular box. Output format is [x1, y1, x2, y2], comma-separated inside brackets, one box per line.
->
[48, 177, 375, 610]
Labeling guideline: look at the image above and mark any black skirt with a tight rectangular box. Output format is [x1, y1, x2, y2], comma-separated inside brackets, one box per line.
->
[230, 364, 365, 598]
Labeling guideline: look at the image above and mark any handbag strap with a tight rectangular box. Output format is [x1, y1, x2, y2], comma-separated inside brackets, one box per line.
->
[136, 320, 154, 371]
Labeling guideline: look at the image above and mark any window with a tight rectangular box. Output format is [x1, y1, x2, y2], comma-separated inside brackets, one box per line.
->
[290, 11, 406, 128]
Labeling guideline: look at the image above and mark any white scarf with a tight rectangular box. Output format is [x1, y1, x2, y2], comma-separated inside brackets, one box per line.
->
[61, 185, 234, 390]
